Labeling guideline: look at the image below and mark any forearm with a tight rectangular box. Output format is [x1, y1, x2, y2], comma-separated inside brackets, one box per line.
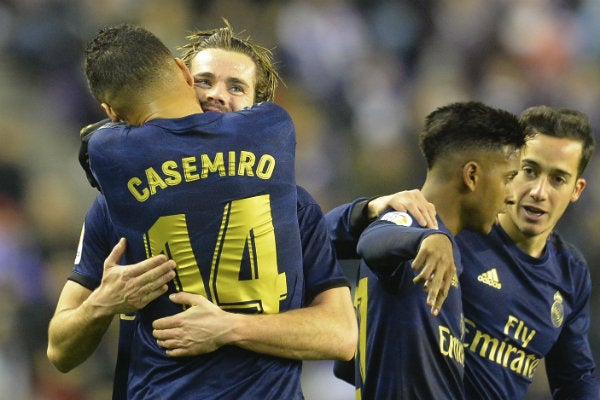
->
[47, 285, 115, 372]
[225, 287, 356, 361]
[358, 222, 431, 267]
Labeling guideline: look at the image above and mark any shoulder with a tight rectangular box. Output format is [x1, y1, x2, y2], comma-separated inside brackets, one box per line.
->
[87, 193, 109, 218]
[88, 122, 129, 148]
[238, 102, 292, 122]
[296, 185, 325, 228]
[547, 231, 592, 297]
[296, 185, 318, 207]
[548, 231, 589, 268]
[84, 193, 116, 237]
[92, 121, 126, 135]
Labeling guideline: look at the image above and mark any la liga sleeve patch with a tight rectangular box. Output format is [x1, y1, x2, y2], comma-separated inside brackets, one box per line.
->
[380, 211, 413, 226]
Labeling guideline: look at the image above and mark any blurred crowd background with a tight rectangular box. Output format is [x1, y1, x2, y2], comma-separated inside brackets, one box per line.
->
[1, 0, 599, 399]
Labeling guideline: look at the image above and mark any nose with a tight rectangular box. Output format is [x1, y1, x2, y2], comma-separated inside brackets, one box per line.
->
[205, 83, 227, 105]
[529, 177, 548, 201]
[498, 194, 514, 214]
[498, 180, 516, 214]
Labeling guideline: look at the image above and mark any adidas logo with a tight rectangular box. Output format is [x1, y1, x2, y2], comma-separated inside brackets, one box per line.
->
[477, 268, 502, 289]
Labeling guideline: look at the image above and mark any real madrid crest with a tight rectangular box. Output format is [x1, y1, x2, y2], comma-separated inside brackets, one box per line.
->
[550, 291, 564, 328]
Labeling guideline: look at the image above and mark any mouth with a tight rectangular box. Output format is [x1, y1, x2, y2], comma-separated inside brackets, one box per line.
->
[203, 106, 224, 113]
[522, 204, 546, 220]
[201, 102, 227, 113]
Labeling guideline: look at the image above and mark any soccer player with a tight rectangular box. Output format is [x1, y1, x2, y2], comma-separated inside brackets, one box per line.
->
[48, 21, 358, 399]
[458, 106, 599, 399]
[50, 23, 304, 400]
[331, 101, 526, 399]
[330, 105, 600, 399]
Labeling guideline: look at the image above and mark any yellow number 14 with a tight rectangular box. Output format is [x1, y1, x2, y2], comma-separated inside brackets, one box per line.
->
[143, 194, 287, 314]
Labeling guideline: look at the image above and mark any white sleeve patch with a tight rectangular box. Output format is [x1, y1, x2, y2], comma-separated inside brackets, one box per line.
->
[380, 211, 413, 226]
[74, 223, 85, 264]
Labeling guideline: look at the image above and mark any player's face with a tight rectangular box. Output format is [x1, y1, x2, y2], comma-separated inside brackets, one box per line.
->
[502, 134, 586, 240]
[468, 149, 520, 234]
[189, 48, 257, 112]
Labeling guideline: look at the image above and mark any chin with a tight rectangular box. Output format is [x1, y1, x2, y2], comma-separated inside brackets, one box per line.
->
[471, 223, 494, 235]
[517, 225, 543, 238]
[482, 225, 494, 235]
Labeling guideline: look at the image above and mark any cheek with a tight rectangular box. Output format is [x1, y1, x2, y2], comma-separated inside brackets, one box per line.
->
[194, 87, 208, 100]
[490, 183, 507, 209]
[234, 96, 254, 110]
[509, 182, 528, 201]
[555, 193, 574, 212]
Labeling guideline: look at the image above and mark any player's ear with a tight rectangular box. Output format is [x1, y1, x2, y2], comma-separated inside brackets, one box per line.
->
[462, 161, 479, 192]
[101, 103, 121, 122]
[175, 57, 194, 87]
[570, 177, 587, 203]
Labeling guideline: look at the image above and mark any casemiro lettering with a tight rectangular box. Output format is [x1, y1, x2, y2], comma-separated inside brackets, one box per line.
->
[128, 150, 276, 202]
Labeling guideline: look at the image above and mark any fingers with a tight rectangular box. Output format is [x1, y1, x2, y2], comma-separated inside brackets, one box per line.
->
[127, 258, 176, 309]
[156, 335, 195, 358]
[411, 261, 429, 283]
[168, 292, 197, 307]
[410, 251, 428, 283]
[400, 192, 437, 229]
[152, 316, 194, 357]
[153, 328, 187, 356]
[129, 254, 175, 281]
[104, 238, 127, 270]
[141, 278, 172, 304]
[413, 268, 450, 316]
[425, 271, 448, 316]
[417, 204, 438, 229]
[387, 190, 438, 229]
[165, 348, 189, 357]
[152, 292, 201, 330]
[430, 287, 448, 317]
[411, 233, 455, 316]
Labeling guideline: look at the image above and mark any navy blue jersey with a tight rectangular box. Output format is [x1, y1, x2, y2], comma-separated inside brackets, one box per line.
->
[70, 186, 349, 399]
[355, 211, 465, 400]
[326, 197, 372, 260]
[457, 224, 599, 399]
[85, 102, 305, 399]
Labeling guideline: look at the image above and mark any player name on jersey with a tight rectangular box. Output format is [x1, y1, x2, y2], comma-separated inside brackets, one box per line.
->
[128, 150, 276, 202]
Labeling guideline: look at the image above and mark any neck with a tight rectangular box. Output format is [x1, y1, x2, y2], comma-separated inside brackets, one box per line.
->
[126, 87, 202, 126]
[497, 213, 548, 258]
[421, 178, 461, 236]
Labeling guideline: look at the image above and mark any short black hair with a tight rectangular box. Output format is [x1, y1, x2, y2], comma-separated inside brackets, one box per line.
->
[84, 23, 173, 109]
[420, 101, 525, 169]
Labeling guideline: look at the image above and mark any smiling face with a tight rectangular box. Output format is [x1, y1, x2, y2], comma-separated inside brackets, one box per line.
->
[500, 133, 586, 244]
[189, 48, 257, 112]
